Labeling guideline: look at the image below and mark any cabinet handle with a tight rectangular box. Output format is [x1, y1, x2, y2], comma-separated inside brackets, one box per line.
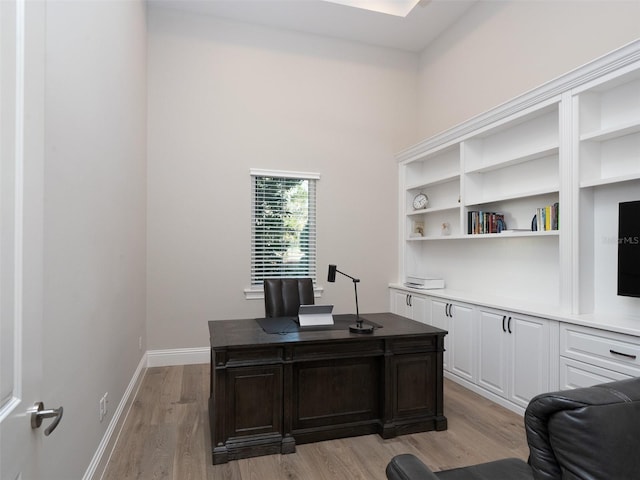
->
[502, 316, 506, 332]
[507, 316, 512, 334]
[407, 295, 412, 307]
[448, 304, 453, 317]
[610, 349, 637, 360]
[445, 303, 450, 317]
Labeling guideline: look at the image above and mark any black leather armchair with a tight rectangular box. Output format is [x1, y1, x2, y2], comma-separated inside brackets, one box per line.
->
[386, 377, 640, 480]
[263, 278, 314, 317]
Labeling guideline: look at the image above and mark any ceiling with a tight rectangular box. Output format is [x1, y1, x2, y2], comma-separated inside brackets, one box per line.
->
[147, 0, 478, 53]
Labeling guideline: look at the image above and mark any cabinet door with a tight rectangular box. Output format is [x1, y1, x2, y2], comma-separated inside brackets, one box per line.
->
[449, 303, 475, 382]
[509, 314, 550, 409]
[410, 294, 430, 325]
[391, 290, 411, 318]
[393, 352, 437, 419]
[390, 290, 430, 324]
[431, 300, 450, 371]
[226, 365, 283, 439]
[477, 309, 509, 398]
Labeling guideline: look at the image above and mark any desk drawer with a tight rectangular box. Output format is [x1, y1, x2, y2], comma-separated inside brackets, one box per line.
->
[292, 340, 384, 361]
[560, 324, 640, 377]
[215, 347, 284, 367]
[388, 335, 440, 353]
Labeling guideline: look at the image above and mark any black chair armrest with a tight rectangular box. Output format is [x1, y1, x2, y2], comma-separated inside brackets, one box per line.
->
[526, 377, 640, 480]
[386, 454, 440, 480]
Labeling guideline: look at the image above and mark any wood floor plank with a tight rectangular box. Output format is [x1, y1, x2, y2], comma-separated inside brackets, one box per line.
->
[102, 364, 530, 480]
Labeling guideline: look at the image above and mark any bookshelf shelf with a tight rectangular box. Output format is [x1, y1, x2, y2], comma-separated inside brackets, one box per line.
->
[580, 119, 640, 142]
[465, 187, 559, 207]
[464, 144, 559, 175]
[407, 230, 559, 241]
[580, 172, 640, 189]
[407, 204, 459, 216]
[407, 172, 460, 191]
[407, 234, 463, 241]
[475, 230, 559, 238]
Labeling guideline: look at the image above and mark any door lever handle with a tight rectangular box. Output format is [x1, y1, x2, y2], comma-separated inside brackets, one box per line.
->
[31, 402, 63, 436]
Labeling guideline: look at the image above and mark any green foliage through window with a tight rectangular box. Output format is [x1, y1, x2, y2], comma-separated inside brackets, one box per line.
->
[251, 173, 317, 286]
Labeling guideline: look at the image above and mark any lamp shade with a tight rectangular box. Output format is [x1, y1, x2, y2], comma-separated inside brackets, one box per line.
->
[327, 264, 337, 282]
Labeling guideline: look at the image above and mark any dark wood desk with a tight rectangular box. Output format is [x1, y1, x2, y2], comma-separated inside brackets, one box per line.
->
[208, 313, 447, 464]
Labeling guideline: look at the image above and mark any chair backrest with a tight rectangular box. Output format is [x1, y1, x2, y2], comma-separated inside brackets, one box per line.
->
[525, 377, 640, 480]
[263, 278, 314, 318]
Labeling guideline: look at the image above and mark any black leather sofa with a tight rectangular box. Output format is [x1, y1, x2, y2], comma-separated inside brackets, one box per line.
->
[386, 377, 640, 480]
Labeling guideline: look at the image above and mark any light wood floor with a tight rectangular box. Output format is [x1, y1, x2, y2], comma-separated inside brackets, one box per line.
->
[102, 364, 529, 480]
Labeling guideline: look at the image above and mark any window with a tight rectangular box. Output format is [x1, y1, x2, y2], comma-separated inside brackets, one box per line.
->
[249, 169, 319, 290]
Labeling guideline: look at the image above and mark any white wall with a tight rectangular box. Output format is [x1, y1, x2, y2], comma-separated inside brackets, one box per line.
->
[146, 8, 418, 350]
[42, 1, 147, 478]
[417, 0, 640, 139]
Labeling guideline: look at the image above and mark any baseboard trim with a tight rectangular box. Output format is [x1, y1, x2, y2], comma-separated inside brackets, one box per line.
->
[83, 347, 210, 479]
[444, 371, 526, 416]
[146, 347, 210, 367]
[84, 353, 147, 480]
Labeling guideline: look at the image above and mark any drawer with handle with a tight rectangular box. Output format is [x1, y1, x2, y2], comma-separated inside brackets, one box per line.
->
[560, 323, 640, 377]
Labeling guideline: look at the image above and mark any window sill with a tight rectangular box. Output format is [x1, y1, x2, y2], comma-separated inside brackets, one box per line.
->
[244, 286, 324, 300]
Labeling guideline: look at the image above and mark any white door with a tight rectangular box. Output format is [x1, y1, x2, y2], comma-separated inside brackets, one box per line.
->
[1, 1, 47, 479]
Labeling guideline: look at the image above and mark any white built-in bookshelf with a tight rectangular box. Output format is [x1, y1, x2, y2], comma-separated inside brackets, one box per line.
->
[397, 40, 640, 321]
[573, 61, 640, 317]
[576, 67, 640, 188]
[403, 100, 561, 242]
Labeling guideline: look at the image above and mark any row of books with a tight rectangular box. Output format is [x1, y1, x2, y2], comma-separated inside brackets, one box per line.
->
[467, 203, 559, 235]
[467, 211, 506, 234]
[533, 202, 559, 231]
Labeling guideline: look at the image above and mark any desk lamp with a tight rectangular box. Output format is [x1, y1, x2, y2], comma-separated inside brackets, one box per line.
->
[327, 264, 374, 333]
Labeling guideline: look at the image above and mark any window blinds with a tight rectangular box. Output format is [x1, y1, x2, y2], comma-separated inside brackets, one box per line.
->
[250, 170, 318, 287]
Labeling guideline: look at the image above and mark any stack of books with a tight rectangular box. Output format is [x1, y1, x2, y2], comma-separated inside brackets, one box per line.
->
[534, 202, 559, 231]
[467, 211, 506, 234]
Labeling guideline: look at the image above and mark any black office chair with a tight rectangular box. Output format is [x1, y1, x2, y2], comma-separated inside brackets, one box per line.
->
[263, 278, 314, 317]
[386, 377, 640, 480]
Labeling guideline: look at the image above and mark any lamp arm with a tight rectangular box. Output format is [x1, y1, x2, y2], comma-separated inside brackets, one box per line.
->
[336, 268, 360, 283]
[329, 266, 364, 329]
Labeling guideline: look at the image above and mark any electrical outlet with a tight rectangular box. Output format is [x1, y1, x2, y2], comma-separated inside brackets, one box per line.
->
[138, 336, 142, 351]
[99, 392, 109, 422]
